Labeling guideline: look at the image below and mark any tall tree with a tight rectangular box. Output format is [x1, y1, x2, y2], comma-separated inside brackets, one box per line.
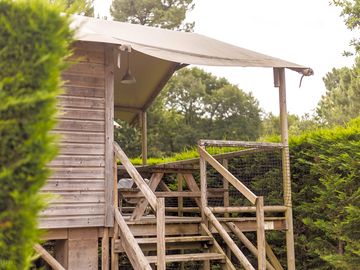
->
[110, 0, 195, 31]
[50, 0, 94, 16]
[316, 57, 360, 125]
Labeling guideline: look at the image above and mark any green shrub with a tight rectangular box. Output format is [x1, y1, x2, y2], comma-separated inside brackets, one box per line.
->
[290, 117, 360, 269]
[0, 1, 72, 269]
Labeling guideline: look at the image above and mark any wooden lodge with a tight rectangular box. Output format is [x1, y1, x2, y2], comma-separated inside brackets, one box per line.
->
[36, 15, 313, 270]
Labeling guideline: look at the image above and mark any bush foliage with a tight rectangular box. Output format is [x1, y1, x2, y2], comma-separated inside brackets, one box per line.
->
[0, 1, 72, 269]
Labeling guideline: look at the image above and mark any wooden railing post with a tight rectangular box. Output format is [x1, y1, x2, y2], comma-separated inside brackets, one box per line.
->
[256, 196, 266, 270]
[157, 198, 166, 270]
[199, 145, 208, 225]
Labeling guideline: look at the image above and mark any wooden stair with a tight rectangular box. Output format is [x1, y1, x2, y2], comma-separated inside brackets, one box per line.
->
[146, 253, 226, 263]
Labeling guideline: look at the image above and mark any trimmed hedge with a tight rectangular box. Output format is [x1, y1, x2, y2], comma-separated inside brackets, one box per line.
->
[0, 1, 72, 269]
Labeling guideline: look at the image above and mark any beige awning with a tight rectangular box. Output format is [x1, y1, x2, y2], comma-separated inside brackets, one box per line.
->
[71, 15, 313, 123]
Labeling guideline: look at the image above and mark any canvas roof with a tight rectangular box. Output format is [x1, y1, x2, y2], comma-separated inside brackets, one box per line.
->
[71, 15, 313, 123]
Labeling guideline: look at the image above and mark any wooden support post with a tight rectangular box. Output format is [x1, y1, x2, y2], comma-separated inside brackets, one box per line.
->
[278, 68, 296, 270]
[227, 222, 275, 270]
[54, 240, 68, 269]
[111, 157, 119, 270]
[256, 197, 266, 270]
[141, 111, 148, 165]
[105, 44, 115, 227]
[199, 146, 208, 225]
[157, 198, 166, 270]
[102, 228, 109, 270]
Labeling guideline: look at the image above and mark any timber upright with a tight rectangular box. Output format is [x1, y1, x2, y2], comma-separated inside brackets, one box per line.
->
[35, 15, 313, 270]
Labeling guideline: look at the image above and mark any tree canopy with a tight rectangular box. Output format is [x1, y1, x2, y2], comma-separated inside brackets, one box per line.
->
[110, 0, 195, 31]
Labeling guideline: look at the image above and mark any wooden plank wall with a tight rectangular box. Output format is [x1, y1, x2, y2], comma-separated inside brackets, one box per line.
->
[40, 41, 110, 229]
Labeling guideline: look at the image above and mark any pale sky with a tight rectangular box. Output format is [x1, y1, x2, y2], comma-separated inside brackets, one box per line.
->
[94, 0, 355, 116]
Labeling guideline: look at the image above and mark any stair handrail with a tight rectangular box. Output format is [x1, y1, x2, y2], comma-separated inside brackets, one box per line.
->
[114, 142, 157, 210]
[114, 142, 166, 270]
[198, 140, 267, 270]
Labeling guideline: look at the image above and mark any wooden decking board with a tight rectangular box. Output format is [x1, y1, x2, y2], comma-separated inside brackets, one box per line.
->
[146, 253, 225, 263]
[135, 235, 212, 244]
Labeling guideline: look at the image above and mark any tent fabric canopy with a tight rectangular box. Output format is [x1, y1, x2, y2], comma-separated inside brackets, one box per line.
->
[70, 15, 313, 123]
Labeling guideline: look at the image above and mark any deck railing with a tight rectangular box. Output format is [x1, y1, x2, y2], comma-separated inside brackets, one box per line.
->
[113, 142, 166, 270]
[198, 139, 284, 270]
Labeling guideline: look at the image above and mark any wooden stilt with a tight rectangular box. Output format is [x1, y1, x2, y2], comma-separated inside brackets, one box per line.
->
[102, 228, 109, 270]
[278, 68, 296, 270]
[157, 198, 166, 270]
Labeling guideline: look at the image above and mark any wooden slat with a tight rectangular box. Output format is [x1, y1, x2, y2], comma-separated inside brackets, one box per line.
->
[63, 74, 104, 88]
[114, 208, 152, 270]
[121, 191, 200, 198]
[55, 119, 104, 132]
[49, 155, 105, 167]
[104, 44, 114, 227]
[204, 207, 255, 270]
[39, 215, 104, 229]
[43, 180, 104, 191]
[41, 203, 105, 216]
[58, 96, 105, 109]
[55, 131, 104, 143]
[49, 167, 104, 179]
[65, 62, 105, 77]
[127, 223, 200, 237]
[146, 253, 225, 264]
[135, 236, 212, 244]
[58, 108, 104, 121]
[72, 41, 105, 53]
[44, 191, 105, 204]
[198, 146, 257, 205]
[59, 143, 104, 155]
[64, 85, 105, 98]
[34, 244, 65, 270]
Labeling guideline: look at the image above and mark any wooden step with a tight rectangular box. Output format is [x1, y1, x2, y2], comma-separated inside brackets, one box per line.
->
[136, 235, 213, 245]
[146, 253, 226, 263]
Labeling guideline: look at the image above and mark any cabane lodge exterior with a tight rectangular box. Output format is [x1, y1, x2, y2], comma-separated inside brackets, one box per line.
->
[35, 15, 313, 270]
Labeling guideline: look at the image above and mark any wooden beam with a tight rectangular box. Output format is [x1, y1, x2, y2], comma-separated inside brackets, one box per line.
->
[226, 222, 275, 270]
[130, 172, 164, 221]
[182, 173, 201, 208]
[156, 198, 166, 270]
[265, 242, 284, 270]
[114, 142, 157, 210]
[278, 68, 296, 270]
[256, 197, 266, 270]
[208, 206, 287, 213]
[198, 146, 258, 205]
[204, 207, 255, 270]
[111, 157, 119, 270]
[114, 208, 152, 270]
[34, 244, 66, 270]
[198, 140, 283, 148]
[105, 44, 115, 227]
[141, 111, 147, 165]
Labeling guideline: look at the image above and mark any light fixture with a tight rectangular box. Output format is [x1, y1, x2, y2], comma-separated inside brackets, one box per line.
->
[118, 45, 136, 84]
